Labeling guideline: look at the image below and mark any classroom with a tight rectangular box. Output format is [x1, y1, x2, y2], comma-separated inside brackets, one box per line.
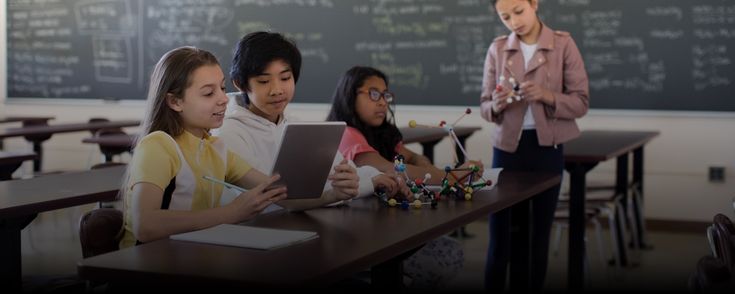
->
[1, 0, 734, 291]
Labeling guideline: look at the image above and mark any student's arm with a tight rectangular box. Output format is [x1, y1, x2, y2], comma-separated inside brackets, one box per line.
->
[354, 150, 446, 185]
[131, 175, 285, 243]
[130, 183, 232, 242]
[236, 163, 360, 212]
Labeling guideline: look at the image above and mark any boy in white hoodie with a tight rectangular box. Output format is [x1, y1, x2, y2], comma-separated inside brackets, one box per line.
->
[215, 32, 407, 210]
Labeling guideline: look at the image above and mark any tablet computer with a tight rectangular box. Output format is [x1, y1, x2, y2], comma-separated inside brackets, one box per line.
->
[268, 121, 346, 199]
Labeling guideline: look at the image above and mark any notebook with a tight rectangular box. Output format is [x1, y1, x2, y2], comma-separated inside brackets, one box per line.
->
[170, 224, 318, 250]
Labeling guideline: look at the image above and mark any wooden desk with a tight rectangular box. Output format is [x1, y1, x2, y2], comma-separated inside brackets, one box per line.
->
[400, 126, 482, 163]
[0, 151, 37, 181]
[0, 120, 140, 171]
[0, 166, 125, 292]
[563, 130, 659, 290]
[78, 171, 561, 289]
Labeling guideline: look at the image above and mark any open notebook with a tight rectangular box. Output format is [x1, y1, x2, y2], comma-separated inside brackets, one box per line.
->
[170, 224, 318, 250]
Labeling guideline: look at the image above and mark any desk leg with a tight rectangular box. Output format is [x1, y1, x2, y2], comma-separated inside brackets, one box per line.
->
[371, 247, 419, 289]
[0, 214, 37, 292]
[420, 140, 440, 164]
[509, 199, 531, 291]
[31, 141, 43, 172]
[564, 162, 595, 291]
[632, 147, 650, 249]
[614, 155, 630, 266]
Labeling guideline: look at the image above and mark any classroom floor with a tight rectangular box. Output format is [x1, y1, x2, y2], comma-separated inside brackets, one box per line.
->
[21, 204, 709, 291]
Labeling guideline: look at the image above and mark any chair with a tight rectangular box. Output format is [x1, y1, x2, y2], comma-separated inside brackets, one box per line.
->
[551, 204, 607, 276]
[94, 128, 131, 163]
[690, 214, 735, 291]
[86, 117, 130, 164]
[556, 188, 629, 272]
[712, 214, 735, 272]
[79, 208, 124, 258]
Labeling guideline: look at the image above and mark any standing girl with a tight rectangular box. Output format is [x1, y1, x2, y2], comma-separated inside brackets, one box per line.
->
[480, 0, 589, 290]
[120, 46, 333, 248]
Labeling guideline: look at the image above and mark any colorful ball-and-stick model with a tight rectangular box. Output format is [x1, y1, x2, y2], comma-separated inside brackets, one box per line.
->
[498, 74, 523, 104]
[438, 165, 492, 201]
[375, 154, 439, 210]
[407, 108, 492, 200]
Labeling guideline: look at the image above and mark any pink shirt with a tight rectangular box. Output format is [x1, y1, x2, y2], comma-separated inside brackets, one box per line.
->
[339, 127, 403, 161]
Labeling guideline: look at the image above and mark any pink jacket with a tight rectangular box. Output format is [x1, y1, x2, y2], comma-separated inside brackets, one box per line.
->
[480, 24, 589, 153]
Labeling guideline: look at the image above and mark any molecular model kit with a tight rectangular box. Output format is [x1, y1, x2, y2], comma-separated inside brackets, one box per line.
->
[375, 108, 492, 210]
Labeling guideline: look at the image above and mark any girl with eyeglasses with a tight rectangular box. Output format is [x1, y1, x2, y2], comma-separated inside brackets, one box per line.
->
[327, 66, 483, 185]
[327, 65, 483, 288]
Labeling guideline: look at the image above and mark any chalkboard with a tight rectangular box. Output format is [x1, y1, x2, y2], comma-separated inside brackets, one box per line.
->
[6, 0, 735, 111]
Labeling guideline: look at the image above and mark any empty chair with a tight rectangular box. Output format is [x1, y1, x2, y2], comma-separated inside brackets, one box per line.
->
[86, 117, 130, 164]
[93, 128, 131, 163]
[551, 204, 607, 275]
[557, 188, 629, 272]
[87, 117, 111, 135]
[690, 213, 735, 291]
[79, 208, 124, 258]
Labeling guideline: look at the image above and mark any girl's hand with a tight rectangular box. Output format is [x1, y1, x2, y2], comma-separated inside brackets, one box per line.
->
[228, 175, 288, 223]
[519, 81, 554, 105]
[329, 159, 360, 201]
[491, 85, 512, 114]
[372, 171, 411, 197]
[372, 174, 398, 197]
[457, 160, 485, 181]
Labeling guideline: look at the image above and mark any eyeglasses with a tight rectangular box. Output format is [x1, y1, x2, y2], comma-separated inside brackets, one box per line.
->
[359, 88, 395, 103]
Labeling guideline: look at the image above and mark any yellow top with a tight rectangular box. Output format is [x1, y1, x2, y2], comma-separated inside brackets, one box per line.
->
[120, 130, 251, 248]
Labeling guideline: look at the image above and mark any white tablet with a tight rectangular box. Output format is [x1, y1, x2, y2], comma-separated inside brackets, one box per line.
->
[268, 121, 346, 199]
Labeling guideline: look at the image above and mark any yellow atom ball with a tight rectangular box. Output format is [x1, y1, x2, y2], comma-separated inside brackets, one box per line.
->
[413, 200, 423, 208]
[388, 199, 397, 206]
[409, 120, 417, 128]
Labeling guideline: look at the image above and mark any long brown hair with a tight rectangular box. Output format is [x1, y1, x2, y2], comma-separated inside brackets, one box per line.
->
[120, 46, 220, 200]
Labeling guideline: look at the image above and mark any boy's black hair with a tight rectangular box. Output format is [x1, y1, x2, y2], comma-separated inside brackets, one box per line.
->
[326, 66, 402, 161]
[230, 31, 302, 105]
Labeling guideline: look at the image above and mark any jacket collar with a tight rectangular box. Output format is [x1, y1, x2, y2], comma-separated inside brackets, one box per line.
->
[504, 22, 555, 52]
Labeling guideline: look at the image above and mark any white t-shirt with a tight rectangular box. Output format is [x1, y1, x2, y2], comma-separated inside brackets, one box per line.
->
[520, 41, 538, 130]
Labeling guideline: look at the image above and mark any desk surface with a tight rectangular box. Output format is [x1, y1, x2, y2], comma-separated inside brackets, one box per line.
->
[564, 130, 660, 163]
[78, 170, 560, 288]
[0, 116, 54, 124]
[400, 126, 482, 144]
[0, 151, 37, 166]
[0, 166, 124, 219]
[0, 120, 140, 139]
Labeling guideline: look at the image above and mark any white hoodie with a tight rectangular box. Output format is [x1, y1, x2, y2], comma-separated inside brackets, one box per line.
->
[213, 103, 381, 209]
